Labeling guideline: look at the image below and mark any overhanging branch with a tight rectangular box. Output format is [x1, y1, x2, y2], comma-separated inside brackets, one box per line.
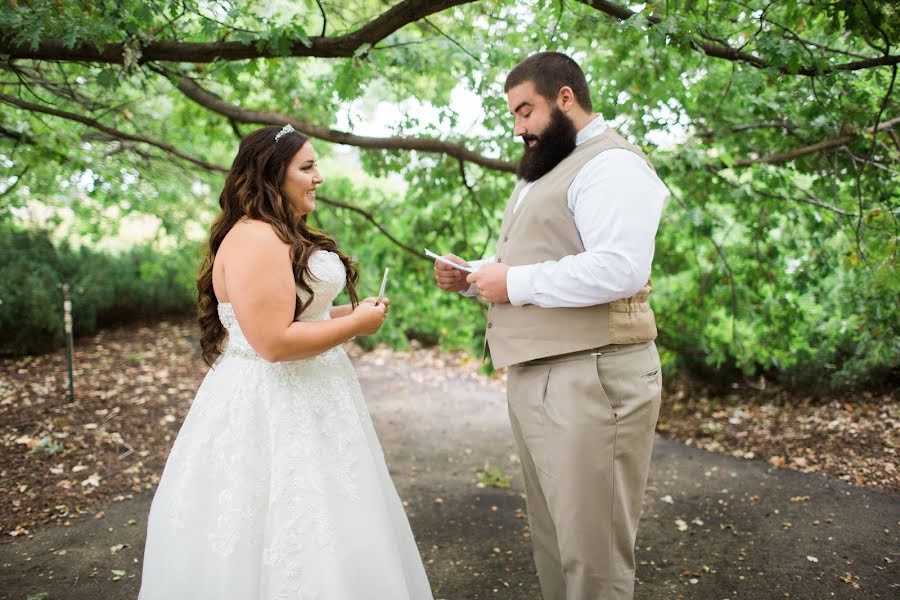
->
[0, 0, 476, 64]
[315, 196, 421, 258]
[577, 0, 899, 76]
[173, 74, 515, 173]
[729, 116, 900, 168]
[0, 104, 422, 258]
[0, 92, 229, 173]
[4, 77, 893, 182]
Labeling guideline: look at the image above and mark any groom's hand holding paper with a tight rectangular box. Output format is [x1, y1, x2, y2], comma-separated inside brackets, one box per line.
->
[425, 248, 474, 273]
[432, 251, 473, 293]
[466, 263, 510, 303]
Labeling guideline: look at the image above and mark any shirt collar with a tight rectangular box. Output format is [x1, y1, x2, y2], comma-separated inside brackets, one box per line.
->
[575, 114, 608, 146]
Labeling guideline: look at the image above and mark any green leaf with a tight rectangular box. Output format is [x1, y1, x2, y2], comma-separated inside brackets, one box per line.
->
[96, 68, 119, 89]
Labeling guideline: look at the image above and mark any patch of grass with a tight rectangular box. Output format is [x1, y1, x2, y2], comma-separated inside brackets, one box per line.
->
[32, 436, 63, 456]
[475, 463, 512, 488]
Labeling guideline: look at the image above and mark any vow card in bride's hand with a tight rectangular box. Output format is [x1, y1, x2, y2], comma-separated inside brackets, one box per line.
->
[375, 268, 389, 306]
[424, 248, 474, 273]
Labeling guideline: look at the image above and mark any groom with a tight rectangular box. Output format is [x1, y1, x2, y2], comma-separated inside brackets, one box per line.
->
[434, 52, 668, 599]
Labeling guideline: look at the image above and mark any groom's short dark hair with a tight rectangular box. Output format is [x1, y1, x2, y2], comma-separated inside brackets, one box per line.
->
[504, 52, 593, 112]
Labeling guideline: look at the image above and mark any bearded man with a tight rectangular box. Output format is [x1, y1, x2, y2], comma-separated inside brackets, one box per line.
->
[434, 52, 668, 600]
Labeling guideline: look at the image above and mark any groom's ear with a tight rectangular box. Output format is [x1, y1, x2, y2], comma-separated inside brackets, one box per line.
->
[556, 86, 576, 113]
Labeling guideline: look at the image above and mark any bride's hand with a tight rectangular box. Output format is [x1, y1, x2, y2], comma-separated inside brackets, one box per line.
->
[360, 296, 390, 315]
[351, 301, 388, 336]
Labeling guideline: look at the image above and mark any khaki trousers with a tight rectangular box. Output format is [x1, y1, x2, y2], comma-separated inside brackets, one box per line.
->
[507, 341, 662, 600]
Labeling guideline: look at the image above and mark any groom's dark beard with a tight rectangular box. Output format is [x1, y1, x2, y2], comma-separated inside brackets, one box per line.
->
[516, 107, 578, 182]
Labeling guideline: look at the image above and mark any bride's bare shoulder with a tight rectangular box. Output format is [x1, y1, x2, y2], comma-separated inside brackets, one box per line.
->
[221, 219, 288, 251]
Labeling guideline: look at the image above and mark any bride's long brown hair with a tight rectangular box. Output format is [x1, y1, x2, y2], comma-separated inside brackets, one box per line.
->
[197, 125, 359, 366]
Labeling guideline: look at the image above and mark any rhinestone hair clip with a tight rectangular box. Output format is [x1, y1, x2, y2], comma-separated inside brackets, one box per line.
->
[274, 123, 295, 142]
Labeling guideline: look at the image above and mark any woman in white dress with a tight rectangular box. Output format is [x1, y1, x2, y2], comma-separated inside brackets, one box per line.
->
[138, 124, 434, 600]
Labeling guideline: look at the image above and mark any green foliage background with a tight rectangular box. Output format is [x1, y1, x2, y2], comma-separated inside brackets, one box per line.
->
[0, 0, 897, 390]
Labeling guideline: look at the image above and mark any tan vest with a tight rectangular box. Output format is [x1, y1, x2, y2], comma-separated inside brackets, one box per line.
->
[485, 128, 658, 368]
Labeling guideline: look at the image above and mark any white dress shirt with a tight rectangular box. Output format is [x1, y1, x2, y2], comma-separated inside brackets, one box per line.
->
[464, 115, 669, 307]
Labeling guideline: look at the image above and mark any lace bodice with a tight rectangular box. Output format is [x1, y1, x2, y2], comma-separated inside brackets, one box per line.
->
[296, 250, 346, 321]
[217, 250, 346, 361]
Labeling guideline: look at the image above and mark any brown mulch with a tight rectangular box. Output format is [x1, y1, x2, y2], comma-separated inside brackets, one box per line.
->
[1, 317, 897, 538]
[0, 318, 203, 538]
[656, 381, 899, 491]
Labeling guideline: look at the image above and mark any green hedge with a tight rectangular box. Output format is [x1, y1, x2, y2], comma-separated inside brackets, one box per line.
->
[0, 225, 198, 355]
[2, 221, 896, 392]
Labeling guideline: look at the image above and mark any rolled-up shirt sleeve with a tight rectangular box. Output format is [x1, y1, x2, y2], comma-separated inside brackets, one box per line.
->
[507, 149, 668, 308]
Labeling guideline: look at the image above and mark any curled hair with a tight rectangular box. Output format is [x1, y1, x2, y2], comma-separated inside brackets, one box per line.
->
[197, 126, 359, 366]
[504, 52, 593, 112]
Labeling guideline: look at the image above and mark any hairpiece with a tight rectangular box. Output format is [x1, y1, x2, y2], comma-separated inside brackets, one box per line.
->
[275, 123, 295, 142]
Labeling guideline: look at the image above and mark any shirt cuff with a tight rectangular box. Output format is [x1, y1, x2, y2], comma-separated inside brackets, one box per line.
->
[507, 264, 535, 306]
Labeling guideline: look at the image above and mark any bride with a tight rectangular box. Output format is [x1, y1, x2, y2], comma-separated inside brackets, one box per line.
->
[138, 124, 434, 599]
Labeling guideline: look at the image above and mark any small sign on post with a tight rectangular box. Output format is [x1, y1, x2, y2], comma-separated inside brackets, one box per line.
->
[62, 283, 75, 403]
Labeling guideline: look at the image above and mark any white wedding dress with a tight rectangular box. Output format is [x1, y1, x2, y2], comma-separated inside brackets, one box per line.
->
[139, 250, 433, 600]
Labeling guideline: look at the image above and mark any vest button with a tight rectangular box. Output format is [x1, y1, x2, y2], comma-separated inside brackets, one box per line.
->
[496, 257, 501, 263]
[488, 323, 493, 329]
[504, 236, 509, 242]
[490, 303, 495, 307]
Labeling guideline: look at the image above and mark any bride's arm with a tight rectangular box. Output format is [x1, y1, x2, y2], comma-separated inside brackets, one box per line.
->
[330, 304, 353, 318]
[222, 222, 379, 362]
[330, 297, 388, 319]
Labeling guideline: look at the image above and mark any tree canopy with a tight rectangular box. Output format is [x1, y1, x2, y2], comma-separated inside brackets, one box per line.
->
[1, 0, 897, 389]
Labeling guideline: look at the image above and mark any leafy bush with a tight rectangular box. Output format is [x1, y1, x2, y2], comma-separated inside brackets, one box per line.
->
[3, 208, 895, 392]
[0, 224, 197, 355]
[651, 190, 899, 391]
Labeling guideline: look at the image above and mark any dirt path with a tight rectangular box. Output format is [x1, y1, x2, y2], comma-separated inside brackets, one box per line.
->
[1, 357, 897, 599]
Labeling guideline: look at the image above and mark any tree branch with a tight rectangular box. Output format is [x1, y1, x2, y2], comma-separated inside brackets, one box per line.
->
[457, 158, 493, 258]
[0, 120, 93, 167]
[314, 0, 328, 37]
[0, 0, 476, 64]
[0, 104, 423, 259]
[576, 0, 899, 76]
[0, 92, 229, 173]
[422, 17, 480, 62]
[0, 165, 28, 198]
[6, 65, 891, 182]
[710, 170, 853, 217]
[728, 116, 900, 168]
[171, 73, 516, 173]
[0, 123, 25, 142]
[314, 195, 421, 258]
